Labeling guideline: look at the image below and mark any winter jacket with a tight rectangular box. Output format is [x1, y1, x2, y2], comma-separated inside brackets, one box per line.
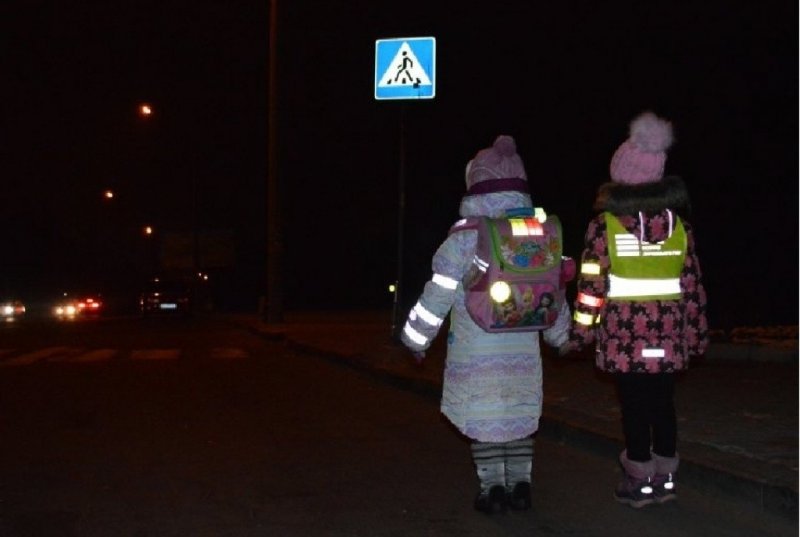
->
[568, 176, 709, 373]
[401, 189, 571, 443]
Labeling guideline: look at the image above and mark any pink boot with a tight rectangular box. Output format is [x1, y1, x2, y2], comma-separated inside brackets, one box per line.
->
[614, 450, 655, 508]
[651, 452, 679, 503]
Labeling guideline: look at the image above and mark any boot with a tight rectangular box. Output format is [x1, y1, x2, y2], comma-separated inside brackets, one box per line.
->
[471, 442, 507, 514]
[614, 450, 655, 508]
[651, 452, 679, 504]
[504, 437, 533, 511]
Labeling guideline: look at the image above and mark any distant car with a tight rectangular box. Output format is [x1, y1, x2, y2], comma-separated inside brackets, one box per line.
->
[75, 296, 103, 316]
[1, 300, 26, 322]
[139, 278, 192, 316]
[53, 294, 104, 320]
[53, 297, 79, 319]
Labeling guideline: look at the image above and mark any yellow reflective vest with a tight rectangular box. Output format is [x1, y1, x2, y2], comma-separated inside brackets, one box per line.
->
[605, 212, 686, 301]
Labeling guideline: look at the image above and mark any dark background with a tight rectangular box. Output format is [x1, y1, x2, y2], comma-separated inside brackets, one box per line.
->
[4, 0, 798, 329]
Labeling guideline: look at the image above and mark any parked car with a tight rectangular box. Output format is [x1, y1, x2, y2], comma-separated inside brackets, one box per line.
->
[1, 300, 26, 322]
[139, 278, 192, 316]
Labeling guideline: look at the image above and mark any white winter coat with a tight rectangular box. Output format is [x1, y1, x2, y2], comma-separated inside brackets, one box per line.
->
[401, 189, 570, 442]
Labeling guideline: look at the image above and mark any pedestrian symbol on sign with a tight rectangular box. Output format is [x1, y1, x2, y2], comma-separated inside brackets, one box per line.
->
[392, 51, 418, 86]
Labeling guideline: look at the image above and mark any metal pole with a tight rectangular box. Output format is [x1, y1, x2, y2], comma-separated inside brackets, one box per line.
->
[265, 0, 283, 323]
[390, 104, 406, 340]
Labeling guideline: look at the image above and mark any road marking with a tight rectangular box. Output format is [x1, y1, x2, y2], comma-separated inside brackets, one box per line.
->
[210, 347, 249, 360]
[65, 349, 117, 363]
[0, 347, 248, 365]
[0, 347, 71, 366]
[131, 349, 180, 361]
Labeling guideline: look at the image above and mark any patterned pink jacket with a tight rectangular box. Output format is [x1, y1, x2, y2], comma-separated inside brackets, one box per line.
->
[568, 176, 709, 373]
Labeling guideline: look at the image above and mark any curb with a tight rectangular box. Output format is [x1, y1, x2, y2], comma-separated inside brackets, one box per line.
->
[538, 406, 798, 519]
[237, 320, 797, 520]
[704, 342, 798, 363]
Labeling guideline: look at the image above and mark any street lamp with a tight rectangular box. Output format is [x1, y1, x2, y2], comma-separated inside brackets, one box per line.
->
[138, 103, 153, 117]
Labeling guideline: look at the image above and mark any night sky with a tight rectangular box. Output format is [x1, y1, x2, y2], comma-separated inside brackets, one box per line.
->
[5, 1, 798, 328]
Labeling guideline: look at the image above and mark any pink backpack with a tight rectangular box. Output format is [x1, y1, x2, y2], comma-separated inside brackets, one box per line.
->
[450, 210, 575, 333]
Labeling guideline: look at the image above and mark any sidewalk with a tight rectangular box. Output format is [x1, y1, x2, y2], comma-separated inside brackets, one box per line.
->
[227, 310, 798, 519]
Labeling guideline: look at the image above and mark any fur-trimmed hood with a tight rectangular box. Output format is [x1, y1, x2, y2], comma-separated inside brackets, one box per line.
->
[593, 175, 692, 217]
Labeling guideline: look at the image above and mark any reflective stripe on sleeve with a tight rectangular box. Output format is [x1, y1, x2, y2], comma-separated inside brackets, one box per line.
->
[581, 262, 601, 276]
[573, 311, 597, 326]
[473, 255, 489, 273]
[577, 292, 604, 308]
[410, 302, 444, 328]
[402, 323, 428, 346]
[432, 273, 459, 290]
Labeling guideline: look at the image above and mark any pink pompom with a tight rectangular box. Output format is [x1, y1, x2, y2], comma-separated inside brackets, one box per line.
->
[493, 135, 517, 157]
[629, 112, 673, 153]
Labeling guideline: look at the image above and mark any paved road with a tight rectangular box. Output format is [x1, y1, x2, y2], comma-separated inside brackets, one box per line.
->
[0, 316, 795, 536]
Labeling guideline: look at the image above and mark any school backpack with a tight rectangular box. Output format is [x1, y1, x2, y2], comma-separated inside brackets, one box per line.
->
[450, 208, 575, 333]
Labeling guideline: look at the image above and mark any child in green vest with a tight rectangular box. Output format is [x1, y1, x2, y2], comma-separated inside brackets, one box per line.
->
[561, 111, 709, 507]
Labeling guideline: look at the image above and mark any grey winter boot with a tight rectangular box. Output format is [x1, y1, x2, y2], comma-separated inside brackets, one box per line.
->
[471, 442, 507, 514]
[504, 437, 534, 511]
[651, 452, 679, 504]
[614, 450, 655, 508]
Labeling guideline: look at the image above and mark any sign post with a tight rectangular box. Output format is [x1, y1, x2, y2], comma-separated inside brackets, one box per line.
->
[375, 37, 436, 340]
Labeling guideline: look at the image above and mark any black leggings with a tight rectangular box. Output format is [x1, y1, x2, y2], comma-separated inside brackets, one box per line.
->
[615, 373, 677, 462]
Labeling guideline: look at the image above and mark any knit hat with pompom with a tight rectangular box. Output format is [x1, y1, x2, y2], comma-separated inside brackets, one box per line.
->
[465, 135, 528, 190]
[609, 112, 674, 185]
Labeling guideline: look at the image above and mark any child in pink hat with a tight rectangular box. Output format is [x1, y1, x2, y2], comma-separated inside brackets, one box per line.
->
[562, 111, 709, 508]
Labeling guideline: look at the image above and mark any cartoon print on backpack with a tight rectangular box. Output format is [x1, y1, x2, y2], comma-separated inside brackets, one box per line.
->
[492, 295, 521, 329]
[491, 286, 559, 330]
[528, 291, 557, 326]
[498, 231, 559, 270]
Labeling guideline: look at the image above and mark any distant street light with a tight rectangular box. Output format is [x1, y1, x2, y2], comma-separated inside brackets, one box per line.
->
[103, 189, 114, 200]
[138, 103, 153, 117]
[144, 226, 153, 235]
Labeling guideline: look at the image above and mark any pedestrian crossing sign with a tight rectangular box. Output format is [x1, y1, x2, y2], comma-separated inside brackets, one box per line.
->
[374, 36, 436, 100]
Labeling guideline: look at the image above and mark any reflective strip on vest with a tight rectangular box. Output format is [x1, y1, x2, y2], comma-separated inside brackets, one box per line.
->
[432, 273, 458, 290]
[607, 274, 681, 298]
[581, 262, 601, 276]
[402, 322, 428, 346]
[410, 302, 444, 328]
[614, 233, 683, 258]
[577, 292, 604, 308]
[573, 311, 597, 326]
